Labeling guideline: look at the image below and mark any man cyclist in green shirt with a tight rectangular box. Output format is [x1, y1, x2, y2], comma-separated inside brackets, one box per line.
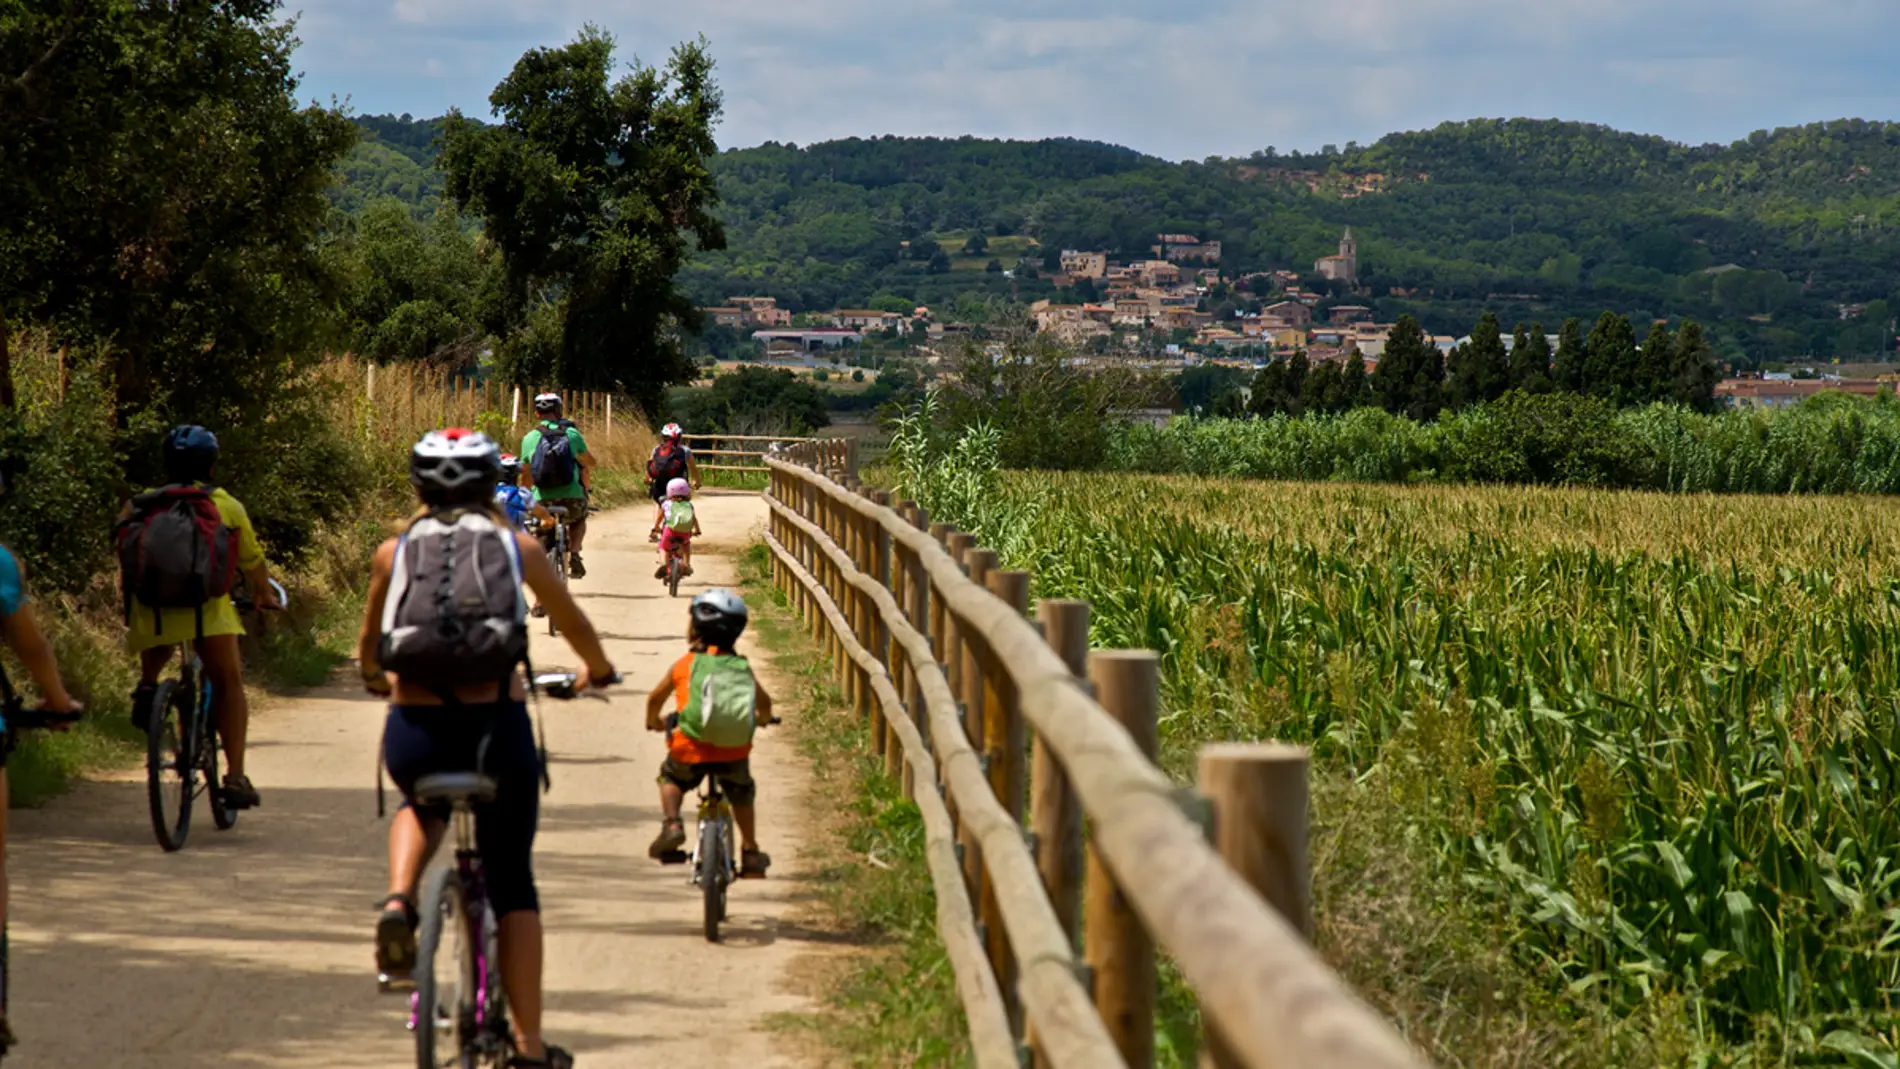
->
[520, 394, 597, 580]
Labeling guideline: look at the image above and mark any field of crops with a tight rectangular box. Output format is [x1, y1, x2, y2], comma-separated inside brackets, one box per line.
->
[895, 437, 1900, 1061]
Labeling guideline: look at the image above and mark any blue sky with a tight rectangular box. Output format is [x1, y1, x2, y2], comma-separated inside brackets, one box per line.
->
[291, 0, 1900, 159]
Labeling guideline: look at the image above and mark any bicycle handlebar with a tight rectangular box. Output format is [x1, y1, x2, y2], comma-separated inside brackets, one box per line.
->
[534, 671, 621, 701]
[9, 706, 82, 730]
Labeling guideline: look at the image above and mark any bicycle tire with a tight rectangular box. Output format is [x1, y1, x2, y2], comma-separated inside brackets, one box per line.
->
[204, 680, 238, 831]
[145, 679, 193, 852]
[546, 526, 566, 637]
[702, 818, 728, 942]
[668, 557, 681, 598]
[413, 865, 477, 1069]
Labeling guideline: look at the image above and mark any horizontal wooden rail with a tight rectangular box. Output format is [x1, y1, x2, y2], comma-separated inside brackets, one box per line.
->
[768, 500, 1124, 1067]
[765, 534, 1019, 1069]
[766, 453, 1425, 1069]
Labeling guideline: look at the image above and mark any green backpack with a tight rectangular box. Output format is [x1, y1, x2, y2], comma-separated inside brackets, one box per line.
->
[665, 499, 697, 534]
[679, 652, 758, 748]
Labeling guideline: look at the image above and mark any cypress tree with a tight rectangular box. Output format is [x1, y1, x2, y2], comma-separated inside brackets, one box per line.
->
[1510, 321, 1553, 393]
[1373, 314, 1443, 420]
[1552, 317, 1586, 393]
[1447, 311, 1509, 408]
[1638, 320, 1674, 403]
[1668, 320, 1721, 411]
[1340, 347, 1372, 409]
[1584, 311, 1638, 404]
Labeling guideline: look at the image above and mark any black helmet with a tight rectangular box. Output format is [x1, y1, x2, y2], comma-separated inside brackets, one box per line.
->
[163, 425, 220, 483]
[499, 453, 523, 482]
[690, 588, 749, 647]
[409, 428, 502, 506]
[533, 392, 563, 416]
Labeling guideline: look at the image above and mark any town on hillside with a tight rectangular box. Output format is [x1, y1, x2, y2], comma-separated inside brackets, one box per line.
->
[698, 229, 1876, 407]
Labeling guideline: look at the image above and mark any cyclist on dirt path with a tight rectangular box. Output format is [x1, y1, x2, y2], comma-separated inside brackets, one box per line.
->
[359, 428, 616, 1069]
[0, 502, 81, 1049]
[121, 425, 280, 811]
[519, 394, 595, 579]
[646, 423, 700, 542]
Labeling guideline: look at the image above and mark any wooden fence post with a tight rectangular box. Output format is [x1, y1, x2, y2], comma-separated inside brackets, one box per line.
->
[1087, 650, 1161, 1069]
[1196, 743, 1311, 1069]
[510, 386, 520, 428]
[944, 533, 977, 702]
[985, 568, 1032, 1033]
[959, 549, 998, 904]
[1033, 600, 1089, 945]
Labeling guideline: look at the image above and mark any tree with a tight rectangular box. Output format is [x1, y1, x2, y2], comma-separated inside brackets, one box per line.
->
[442, 27, 725, 413]
[1176, 365, 1247, 416]
[1301, 358, 1346, 414]
[1371, 315, 1444, 420]
[1, 0, 357, 415]
[1339, 348, 1372, 409]
[1447, 312, 1510, 408]
[1248, 353, 1307, 417]
[1552, 317, 1587, 393]
[1667, 320, 1721, 410]
[963, 232, 989, 255]
[675, 366, 831, 435]
[927, 248, 952, 274]
[1632, 320, 1674, 403]
[1509, 322, 1553, 393]
[1583, 312, 1640, 405]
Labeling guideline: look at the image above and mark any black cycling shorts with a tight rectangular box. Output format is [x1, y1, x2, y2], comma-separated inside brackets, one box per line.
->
[659, 756, 756, 807]
[384, 700, 543, 916]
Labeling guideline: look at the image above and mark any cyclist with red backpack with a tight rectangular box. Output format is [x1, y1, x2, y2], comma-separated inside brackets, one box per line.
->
[646, 423, 699, 542]
[118, 425, 280, 810]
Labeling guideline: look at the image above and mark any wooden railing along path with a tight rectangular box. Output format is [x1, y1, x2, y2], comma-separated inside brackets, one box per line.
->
[682, 434, 824, 475]
[765, 440, 1426, 1069]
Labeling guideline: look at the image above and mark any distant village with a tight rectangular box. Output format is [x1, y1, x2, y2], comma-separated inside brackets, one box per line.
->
[699, 230, 1893, 410]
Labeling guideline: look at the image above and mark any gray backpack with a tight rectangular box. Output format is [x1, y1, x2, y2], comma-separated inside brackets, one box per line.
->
[378, 509, 527, 694]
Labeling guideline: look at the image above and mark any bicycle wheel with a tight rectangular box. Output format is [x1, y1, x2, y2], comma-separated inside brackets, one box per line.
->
[205, 722, 237, 831]
[145, 679, 194, 852]
[546, 527, 566, 637]
[667, 557, 681, 598]
[413, 866, 478, 1069]
[701, 817, 728, 942]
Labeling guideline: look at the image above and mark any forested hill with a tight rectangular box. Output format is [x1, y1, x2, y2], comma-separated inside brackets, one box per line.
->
[335, 115, 1900, 360]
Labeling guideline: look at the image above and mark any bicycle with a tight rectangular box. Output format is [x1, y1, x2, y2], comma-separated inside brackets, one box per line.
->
[403, 670, 611, 1069]
[0, 665, 82, 1063]
[659, 536, 688, 598]
[661, 712, 777, 942]
[144, 578, 288, 852]
[536, 506, 571, 637]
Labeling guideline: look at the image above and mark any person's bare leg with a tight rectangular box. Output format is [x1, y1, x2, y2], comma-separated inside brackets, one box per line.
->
[499, 910, 548, 1059]
[0, 768, 11, 931]
[660, 780, 684, 823]
[735, 803, 759, 852]
[199, 634, 249, 779]
[387, 807, 442, 900]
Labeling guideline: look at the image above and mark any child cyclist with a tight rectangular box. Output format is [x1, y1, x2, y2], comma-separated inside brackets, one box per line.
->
[653, 477, 700, 579]
[644, 590, 777, 876]
[495, 454, 552, 532]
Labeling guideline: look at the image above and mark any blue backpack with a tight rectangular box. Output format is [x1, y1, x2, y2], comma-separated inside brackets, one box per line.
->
[529, 420, 578, 490]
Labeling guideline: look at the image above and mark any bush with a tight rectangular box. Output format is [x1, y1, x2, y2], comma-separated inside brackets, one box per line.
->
[1440, 390, 1643, 486]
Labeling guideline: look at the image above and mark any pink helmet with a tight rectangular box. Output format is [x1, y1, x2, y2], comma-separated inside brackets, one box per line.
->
[666, 477, 691, 498]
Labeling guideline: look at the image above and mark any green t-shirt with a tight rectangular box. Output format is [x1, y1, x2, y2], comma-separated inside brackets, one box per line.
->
[521, 421, 590, 501]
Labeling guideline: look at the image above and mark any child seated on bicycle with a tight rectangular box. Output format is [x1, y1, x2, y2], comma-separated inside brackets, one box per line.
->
[495, 454, 552, 533]
[653, 477, 700, 580]
[644, 589, 776, 876]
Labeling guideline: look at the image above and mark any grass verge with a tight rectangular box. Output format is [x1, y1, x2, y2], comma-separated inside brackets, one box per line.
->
[737, 541, 972, 1067]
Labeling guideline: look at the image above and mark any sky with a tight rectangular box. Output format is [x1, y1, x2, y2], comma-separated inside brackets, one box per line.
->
[291, 0, 1900, 160]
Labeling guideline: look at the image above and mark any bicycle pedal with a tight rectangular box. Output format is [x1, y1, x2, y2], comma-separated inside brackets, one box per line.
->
[656, 849, 689, 865]
[378, 973, 417, 995]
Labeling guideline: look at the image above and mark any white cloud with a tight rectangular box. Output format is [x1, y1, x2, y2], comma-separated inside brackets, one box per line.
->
[290, 0, 1900, 157]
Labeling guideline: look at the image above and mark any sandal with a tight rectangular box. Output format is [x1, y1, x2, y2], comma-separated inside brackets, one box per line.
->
[220, 774, 261, 809]
[649, 818, 686, 858]
[741, 848, 772, 878]
[375, 893, 419, 984]
[508, 1044, 575, 1068]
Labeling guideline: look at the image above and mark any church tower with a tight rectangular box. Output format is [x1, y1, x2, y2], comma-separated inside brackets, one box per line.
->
[1339, 227, 1357, 283]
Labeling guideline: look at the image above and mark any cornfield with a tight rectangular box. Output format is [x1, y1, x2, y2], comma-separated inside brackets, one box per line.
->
[897, 447, 1900, 1060]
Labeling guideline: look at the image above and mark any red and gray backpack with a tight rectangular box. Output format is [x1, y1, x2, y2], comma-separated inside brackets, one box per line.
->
[114, 484, 239, 636]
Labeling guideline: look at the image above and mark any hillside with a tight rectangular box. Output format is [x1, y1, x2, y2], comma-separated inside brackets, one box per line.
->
[334, 115, 1900, 361]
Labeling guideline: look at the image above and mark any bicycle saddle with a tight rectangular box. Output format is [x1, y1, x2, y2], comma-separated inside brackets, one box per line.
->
[413, 772, 498, 807]
[545, 505, 569, 518]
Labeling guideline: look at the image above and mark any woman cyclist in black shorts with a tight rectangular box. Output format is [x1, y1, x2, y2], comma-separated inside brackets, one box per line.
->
[357, 429, 616, 1069]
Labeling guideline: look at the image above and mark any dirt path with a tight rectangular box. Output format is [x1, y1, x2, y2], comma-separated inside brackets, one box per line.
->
[6, 491, 829, 1067]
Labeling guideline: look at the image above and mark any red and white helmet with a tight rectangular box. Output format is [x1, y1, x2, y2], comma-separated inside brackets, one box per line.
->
[661, 422, 684, 440]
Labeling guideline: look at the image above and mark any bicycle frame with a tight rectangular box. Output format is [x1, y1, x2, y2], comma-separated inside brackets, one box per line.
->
[410, 802, 505, 1042]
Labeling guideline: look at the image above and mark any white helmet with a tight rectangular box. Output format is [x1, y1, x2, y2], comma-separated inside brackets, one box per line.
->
[410, 428, 502, 504]
[690, 588, 748, 645]
[661, 422, 683, 440]
[666, 477, 691, 498]
[533, 392, 563, 415]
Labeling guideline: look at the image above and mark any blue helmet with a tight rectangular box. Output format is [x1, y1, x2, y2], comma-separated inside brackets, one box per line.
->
[163, 425, 219, 483]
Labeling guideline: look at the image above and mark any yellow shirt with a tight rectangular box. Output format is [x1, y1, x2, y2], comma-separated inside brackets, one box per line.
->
[124, 487, 267, 651]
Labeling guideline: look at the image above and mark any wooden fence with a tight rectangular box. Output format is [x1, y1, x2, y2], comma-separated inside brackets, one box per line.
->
[682, 434, 826, 475]
[765, 440, 1427, 1069]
